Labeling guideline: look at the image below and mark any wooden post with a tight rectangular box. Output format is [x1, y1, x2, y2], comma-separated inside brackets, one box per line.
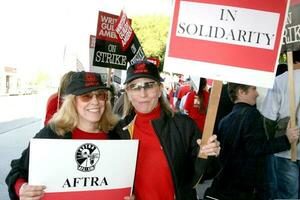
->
[199, 80, 223, 159]
[287, 51, 297, 162]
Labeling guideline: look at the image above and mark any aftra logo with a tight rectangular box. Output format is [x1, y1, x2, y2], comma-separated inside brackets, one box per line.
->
[75, 143, 100, 172]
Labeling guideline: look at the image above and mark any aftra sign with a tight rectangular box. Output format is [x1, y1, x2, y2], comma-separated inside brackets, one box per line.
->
[29, 139, 138, 200]
[165, 0, 289, 88]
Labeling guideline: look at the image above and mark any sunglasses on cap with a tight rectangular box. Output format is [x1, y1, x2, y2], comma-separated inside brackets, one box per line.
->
[126, 81, 159, 92]
[77, 90, 108, 102]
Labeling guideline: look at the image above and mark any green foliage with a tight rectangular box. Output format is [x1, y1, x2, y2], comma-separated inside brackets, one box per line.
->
[279, 53, 287, 64]
[31, 70, 50, 87]
[132, 15, 170, 71]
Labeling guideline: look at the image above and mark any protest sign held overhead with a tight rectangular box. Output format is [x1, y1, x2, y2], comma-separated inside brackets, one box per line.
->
[114, 10, 146, 65]
[93, 11, 130, 70]
[282, 0, 300, 52]
[165, 0, 289, 88]
[89, 35, 108, 82]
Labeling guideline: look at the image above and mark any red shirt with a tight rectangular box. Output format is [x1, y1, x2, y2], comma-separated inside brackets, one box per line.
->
[133, 105, 175, 200]
[184, 90, 210, 132]
[177, 85, 191, 99]
[72, 128, 108, 140]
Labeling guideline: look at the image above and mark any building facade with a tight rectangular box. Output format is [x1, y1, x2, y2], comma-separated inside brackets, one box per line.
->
[0, 66, 19, 95]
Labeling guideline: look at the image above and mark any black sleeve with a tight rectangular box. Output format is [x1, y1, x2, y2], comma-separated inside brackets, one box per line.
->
[182, 115, 209, 186]
[5, 126, 60, 200]
[5, 145, 30, 200]
[108, 124, 122, 139]
[243, 110, 290, 156]
[200, 156, 222, 181]
[108, 119, 131, 140]
[172, 114, 208, 187]
[263, 117, 277, 139]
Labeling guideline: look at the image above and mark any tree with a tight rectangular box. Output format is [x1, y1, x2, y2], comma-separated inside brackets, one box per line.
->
[132, 15, 170, 71]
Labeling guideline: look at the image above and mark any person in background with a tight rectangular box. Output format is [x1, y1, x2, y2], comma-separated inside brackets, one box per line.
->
[179, 91, 190, 114]
[6, 71, 134, 200]
[204, 83, 299, 200]
[44, 71, 75, 125]
[255, 62, 288, 199]
[166, 84, 176, 110]
[110, 60, 221, 200]
[184, 77, 210, 132]
[113, 90, 125, 117]
[260, 50, 300, 199]
[175, 78, 191, 110]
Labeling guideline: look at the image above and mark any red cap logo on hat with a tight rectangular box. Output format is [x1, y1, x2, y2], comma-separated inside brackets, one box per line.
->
[134, 63, 148, 74]
[85, 73, 99, 87]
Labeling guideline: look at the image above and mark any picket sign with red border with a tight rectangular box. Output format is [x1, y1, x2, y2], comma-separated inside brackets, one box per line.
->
[29, 139, 138, 200]
[165, 0, 290, 88]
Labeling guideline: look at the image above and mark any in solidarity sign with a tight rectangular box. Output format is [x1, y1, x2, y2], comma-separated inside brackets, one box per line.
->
[165, 0, 289, 88]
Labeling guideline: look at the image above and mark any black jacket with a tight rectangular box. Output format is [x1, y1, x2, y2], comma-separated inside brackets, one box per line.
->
[5, 126, 72, 200]
[110, 109, 209, 200]
[206, 103, 291, 200]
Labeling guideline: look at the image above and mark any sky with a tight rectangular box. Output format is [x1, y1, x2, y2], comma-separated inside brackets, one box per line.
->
[0, 0, 172, 81]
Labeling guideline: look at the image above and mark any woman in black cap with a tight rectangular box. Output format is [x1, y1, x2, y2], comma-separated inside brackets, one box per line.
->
[111, 60, 221, 200]
[6, 71, 134, 200]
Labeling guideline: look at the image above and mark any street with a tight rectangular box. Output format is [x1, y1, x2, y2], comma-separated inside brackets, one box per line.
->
[0, 92, 211, 200]
[0, 93, 51, 200]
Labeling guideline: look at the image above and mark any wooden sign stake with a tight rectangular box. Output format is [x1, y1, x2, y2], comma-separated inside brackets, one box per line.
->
[287, 51, 297, 162]
[200, 80, 223, 159]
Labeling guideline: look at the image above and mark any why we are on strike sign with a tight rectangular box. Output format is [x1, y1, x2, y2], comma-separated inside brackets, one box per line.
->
[29, 139, 138, 200]
[165, 0, 289, 88]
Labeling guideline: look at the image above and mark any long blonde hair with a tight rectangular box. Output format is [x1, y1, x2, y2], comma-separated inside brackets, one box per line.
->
[49, 93, 119, 136]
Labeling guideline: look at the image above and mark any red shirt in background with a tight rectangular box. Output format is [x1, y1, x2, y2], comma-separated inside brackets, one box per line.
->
[177, 85, 191, 99]
[184, 90, 210, 132]
[167, 89, 175, 110]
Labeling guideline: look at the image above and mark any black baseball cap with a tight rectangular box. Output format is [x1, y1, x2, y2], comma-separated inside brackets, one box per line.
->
[66, 71, 110, 95]
[124, 60, 162, 84]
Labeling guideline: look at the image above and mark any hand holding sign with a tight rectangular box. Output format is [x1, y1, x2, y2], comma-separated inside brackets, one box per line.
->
[19, 183, 46, 200]
[197, 135, 221, 157]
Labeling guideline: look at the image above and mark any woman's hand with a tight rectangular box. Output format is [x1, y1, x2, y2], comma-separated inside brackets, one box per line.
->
[19, 183, 46, 200]
[197, 134, 221, 157]
[124, 194, 135, 200]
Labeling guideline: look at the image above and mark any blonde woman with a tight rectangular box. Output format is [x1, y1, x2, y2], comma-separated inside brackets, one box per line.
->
[111, 61, 221, 200]
[6, 72, 134, 200]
